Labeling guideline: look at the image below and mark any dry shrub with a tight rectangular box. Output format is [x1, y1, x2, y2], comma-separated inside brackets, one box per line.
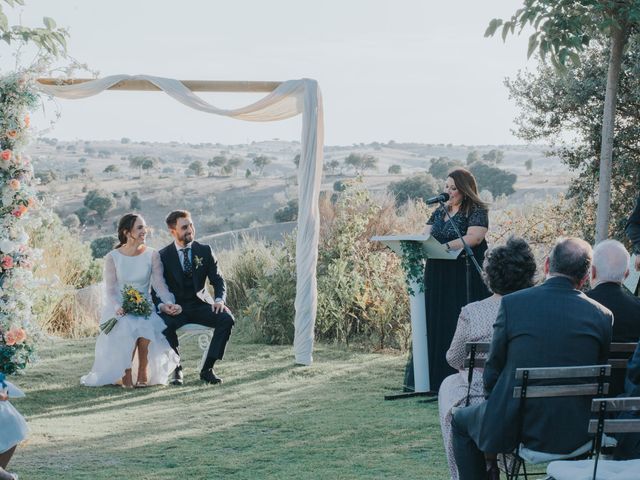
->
[29, 213, 103, 338]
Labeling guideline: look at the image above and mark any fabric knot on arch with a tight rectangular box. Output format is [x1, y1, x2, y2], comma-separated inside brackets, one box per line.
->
[35, 74, 324, 365]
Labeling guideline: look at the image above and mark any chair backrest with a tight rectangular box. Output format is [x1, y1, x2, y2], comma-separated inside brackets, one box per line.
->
[588, 396, 640, 480]
[463, 342, 491, 406]
[589, 397, 640, 435]
[608, 342, 637, 370]
[513, 365, 611, 399]
[512, 364, 611, 460]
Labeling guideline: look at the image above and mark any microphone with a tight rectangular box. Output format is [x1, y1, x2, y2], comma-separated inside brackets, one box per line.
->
[425, 192, 450, 205]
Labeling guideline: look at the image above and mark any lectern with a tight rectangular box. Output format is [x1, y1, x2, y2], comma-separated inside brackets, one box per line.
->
[371, 234, 461, 399]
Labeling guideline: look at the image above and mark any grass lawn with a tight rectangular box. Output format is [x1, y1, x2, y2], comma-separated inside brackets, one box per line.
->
[9, 337, 448, 479]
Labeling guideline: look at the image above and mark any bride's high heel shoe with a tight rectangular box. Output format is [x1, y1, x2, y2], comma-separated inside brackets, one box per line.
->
[122, 369, 134, 389]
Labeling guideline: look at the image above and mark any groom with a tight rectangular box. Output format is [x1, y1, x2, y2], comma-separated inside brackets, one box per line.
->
[155, 210, 234, 385]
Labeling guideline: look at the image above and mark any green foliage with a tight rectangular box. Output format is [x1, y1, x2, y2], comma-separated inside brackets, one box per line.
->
[83, 189, 115, 219]
[388, 172, 439, 206]
[468, 162, 517, 197]
[482, 149, 504, 164]
[62, 213, 80, 230]
[103, 164, 118, 174]
[274, 199, 298, 223]
[188, 160, 205, 176]
[399, 242, 425, 296]
[388, 164, 402, 174]
[35, 169, 56, 184]
[129, 192, 141, 210]
[344, 153, 378, 175]
[120, 137, 130, 144]
[74, 206, 91, 225]
[252, 155, 271, 175]
[485, 0, 640, 69]
[0, 0, 69, 58]
[141, 157, 156, 174]
[505, 37, 640, 241]
[524, 158, 533, 171]
[466, 150, 481, 165]
[327, 159, 340, 174]
[428, 156, 463, 179]
[232, 185, 416, 351]
[90, 235, 117, 259]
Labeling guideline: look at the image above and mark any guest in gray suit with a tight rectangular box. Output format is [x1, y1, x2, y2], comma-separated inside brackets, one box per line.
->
[451, 238, 613, 480]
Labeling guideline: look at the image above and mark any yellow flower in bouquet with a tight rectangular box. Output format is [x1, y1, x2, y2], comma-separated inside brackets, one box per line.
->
[101, 285, 152, 334]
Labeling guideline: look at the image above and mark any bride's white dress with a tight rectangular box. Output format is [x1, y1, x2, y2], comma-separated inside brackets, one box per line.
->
[81, 248, 179, 386]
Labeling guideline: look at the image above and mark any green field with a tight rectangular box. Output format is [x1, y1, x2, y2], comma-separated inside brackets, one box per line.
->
[10, 338, 448, 479]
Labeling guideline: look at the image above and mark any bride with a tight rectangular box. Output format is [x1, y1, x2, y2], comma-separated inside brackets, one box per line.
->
[82, 213, 180, 388]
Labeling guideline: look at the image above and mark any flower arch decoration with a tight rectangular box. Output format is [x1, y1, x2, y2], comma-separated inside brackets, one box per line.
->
[0, 72, 41, 375]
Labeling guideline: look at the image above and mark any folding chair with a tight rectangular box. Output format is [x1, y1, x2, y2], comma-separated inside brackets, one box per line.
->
[505, 364, 611, 480]
[463, 342, 491, 406]
[546, 397, 640, 480]
[607, 342, 637, 396]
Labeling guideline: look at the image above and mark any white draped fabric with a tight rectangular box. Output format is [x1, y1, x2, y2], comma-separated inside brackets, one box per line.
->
[35, 74, 323, 365]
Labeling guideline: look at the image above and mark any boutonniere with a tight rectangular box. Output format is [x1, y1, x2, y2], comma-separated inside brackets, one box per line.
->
[193, 255, 204, 269]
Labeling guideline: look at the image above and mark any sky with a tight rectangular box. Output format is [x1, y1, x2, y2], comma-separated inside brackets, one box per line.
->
[1, 0, 535, 146]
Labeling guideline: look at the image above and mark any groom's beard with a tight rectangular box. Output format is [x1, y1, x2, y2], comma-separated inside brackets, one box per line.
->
[180, 232, 194, 244]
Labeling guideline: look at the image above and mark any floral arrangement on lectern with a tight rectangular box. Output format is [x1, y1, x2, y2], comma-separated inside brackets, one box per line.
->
[0, 72, 42, 375]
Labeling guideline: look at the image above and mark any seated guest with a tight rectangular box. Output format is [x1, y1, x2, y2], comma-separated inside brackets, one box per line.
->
[451, 238, 613, 480]
[612, 342, 640, 460]
[588, 239, 640, 396]
[438, 237, 536, 480]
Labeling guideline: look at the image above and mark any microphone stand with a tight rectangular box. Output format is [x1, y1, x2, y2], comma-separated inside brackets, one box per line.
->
[439, 201, 483, 304]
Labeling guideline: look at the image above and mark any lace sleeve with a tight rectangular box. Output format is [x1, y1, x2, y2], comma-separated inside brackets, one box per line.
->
[426, 208, 439, 226]
[151, 250, 175, 305]
[468, 206, 489, 228]
[104, 253, 121, 311]
[446, 306, 470, 370]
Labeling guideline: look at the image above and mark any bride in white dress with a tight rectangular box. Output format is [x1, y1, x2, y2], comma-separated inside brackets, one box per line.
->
[82, 213, 180, 388]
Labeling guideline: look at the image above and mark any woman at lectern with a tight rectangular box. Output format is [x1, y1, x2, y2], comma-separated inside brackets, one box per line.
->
[422, 168, 491, 392]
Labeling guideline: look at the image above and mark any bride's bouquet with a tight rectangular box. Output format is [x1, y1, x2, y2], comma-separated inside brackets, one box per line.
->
[101, 285, 153, 334]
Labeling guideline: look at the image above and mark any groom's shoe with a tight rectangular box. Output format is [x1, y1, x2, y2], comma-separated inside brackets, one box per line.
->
[171, 365, 184, 386]
[200, 369, 222, 385]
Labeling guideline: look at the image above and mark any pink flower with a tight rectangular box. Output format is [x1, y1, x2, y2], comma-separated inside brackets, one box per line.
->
[12, 328, 27, 344]
[12, 205, 27, 217]
[4, 330, 17, 346]
[9, 179, 20, 190]
[1, 150, 11, 161]
[1, 256, 14, 269]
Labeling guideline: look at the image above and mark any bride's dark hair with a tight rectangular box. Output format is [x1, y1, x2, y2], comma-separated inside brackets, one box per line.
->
[115, 213, 141, 248]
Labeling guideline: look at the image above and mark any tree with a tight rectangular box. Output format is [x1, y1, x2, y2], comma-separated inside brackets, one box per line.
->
[388, 164, 402, 174]
[130, 193, 141, 210]
[90, 236, 118, 259]
[83, 189, 115, 219]
[327, 159, 340, 175]
[481, 149, 504, 164]
[506, 37, 640, 241]
[486, 0, 640, 241]
[466, 150, 481, 165]
[120, 137, 130, 144]
[468, 162, 516, 197]
[293, 153, 300, 167]
[188, 160, 205, 176]
[208, 155, 227, 175]
[252, 155, 271, 175]
[524, 158, 533, 172]
[0, 0, 68, 57]
[228, 156, 243, 176]
[362, 154, 378, 172]
[274, 199, 298, 222]
[62, 213, 80, 230]
[388, 173, 439, 206]
[428, 156, 463, 180]
[103, 164, 118, 175]
[141, 157, 156, 175]
[344, 153, 363, 174]
[129, 156, 145, 174]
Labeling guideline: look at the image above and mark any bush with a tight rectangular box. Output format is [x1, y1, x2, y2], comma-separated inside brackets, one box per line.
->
[83, 189, 116, 219]
[90, 236, 118, 259]
[428, 157, 463, 180]
[63, 214, 80, 230]
[388, 173, 439, 206]
[469, 162, 517, 197]
[274, 199, 298, 222]
[29, 213, 104, 338]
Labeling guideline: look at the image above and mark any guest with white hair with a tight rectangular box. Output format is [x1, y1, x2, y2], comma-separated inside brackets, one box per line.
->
[587, 239, 640, 395]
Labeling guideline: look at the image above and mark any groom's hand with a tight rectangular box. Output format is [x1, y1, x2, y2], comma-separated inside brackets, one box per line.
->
[212, 300, 226, 314]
